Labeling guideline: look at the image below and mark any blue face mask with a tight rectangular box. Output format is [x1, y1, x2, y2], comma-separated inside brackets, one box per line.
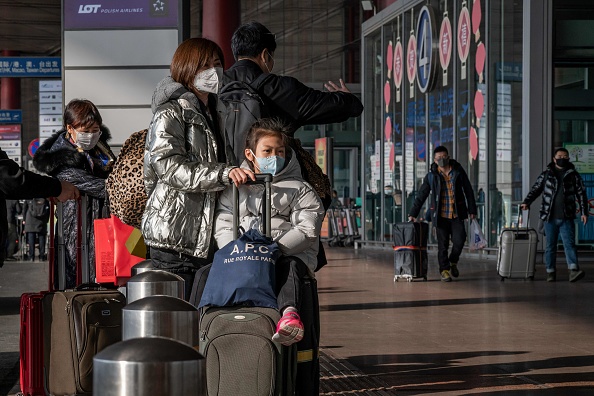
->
[251, 150, 285, 175]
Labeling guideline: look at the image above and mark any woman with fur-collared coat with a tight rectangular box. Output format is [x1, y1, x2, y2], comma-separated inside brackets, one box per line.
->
[33, 99, 115, 288]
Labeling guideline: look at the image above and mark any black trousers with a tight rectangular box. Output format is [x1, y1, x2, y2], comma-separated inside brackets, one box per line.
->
[149, 246, 211, 300]
[275, 256, 309, 313]
[435, 217, 466, 272]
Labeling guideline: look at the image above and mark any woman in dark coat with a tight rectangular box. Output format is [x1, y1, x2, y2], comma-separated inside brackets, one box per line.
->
[23, 198, 50, 261]
[33, 99, 115, 287]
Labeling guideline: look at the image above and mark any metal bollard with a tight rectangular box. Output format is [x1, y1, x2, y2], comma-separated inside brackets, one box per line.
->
[93, 337, 206, 395]
[123, 295, 200, 349]
[126, 270, 184, 303]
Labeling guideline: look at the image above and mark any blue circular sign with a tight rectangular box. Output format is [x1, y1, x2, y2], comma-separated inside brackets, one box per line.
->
[416, 5, 437, 93]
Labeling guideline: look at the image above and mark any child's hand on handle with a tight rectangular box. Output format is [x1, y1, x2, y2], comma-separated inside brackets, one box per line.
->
[229, 167, 255, 186]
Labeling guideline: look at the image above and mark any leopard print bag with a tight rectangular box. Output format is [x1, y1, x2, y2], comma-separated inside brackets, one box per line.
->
[288, 137, 332, 210]
[105, 129, 148, 229]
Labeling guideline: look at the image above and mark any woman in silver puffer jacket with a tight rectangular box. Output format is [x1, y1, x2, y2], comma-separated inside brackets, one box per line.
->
[142, 38, 254, 298]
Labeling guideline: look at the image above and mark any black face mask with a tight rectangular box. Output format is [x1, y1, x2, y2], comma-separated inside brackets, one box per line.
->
[556, 158, 569, 168]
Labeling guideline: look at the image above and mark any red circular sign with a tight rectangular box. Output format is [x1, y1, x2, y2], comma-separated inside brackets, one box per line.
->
[394, 41, 403, 88]
[439, 17, 452, 69]
[406, 35, 417, 83]
[458, 6, 471, 62]
[28, 138, 40, 158]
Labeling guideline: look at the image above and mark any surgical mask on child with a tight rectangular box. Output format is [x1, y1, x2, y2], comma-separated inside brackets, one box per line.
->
[193, 67, 223, 94]
[250, 150, 285, 175]
[75, 131, 102, 150]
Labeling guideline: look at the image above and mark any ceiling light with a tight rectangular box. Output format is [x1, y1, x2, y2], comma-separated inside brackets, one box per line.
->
[361, 0, 375, 11]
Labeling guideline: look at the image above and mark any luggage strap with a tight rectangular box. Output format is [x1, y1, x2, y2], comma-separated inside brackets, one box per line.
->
[393, 245, 426, 251]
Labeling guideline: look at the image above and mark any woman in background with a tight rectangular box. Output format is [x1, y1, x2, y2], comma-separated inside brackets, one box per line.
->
[34, 99, 115, 288]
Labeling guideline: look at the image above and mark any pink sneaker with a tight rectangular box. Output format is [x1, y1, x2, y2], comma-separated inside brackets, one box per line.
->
[272, 311, 304, 346]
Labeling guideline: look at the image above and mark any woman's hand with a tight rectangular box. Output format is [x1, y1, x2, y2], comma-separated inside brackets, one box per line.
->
[229, 167, 255, 186]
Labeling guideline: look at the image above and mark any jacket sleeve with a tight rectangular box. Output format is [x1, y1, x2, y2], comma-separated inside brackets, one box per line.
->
[213, 186, 235, 249]
[262, 76, 363, 127]
[275, 185, 324, 256]
[0, 153, 62, 199]
[147, 106, 234, 193]
[408, 174, 432, 218]
[575, 172, 589, 216]
[54, 166, 106, 199]
[459, 168, 477, 215]
[522, 171, 547, 206]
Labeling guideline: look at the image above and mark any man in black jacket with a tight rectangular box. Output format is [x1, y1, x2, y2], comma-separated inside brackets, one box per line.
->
[225, 22, 363, 140]
[408, 146, 477, 282]
[521, 148, 588, 282]
[0, 148, 79, 267]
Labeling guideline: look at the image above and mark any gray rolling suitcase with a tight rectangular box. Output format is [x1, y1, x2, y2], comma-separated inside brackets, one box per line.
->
[497, 211, 538, 280]
[198, 174, 296, 396]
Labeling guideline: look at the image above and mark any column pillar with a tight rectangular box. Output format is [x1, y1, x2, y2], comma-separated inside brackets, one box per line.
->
[0, 50, 20, 109]
[202, 0, 241, 69]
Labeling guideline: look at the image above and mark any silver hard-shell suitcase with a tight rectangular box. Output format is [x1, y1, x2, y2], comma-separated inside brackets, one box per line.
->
[497, 211, 538, 280]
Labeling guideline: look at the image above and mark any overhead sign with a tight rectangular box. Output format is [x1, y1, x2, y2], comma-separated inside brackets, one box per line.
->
[0, 110, 22, 124]
[64, 0, 180, 29]
[0, 57, 61, 77]
[416, 5, 437, 93]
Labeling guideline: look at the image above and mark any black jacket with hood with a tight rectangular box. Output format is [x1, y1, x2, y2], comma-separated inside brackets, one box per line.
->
[33, 127, 115, 287]
[522, 161, 588, 221]
[409, 160, 477, 225]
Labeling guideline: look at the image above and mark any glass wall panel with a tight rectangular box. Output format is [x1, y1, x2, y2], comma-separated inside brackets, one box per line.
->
[487, 0, 524, 244]
[363, 31, 383, 241]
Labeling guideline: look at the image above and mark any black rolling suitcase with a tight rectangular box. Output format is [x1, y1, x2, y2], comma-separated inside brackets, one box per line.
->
[42, 197, 125, 395]
[393, 221, 428, 282]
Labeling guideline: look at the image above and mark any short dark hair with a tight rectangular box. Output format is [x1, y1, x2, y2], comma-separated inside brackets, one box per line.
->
[554, 147, 569, 157]
[245, 118, 289, 152]
[170, 38, 224, 89]
[433, 146, 448, 157]
[231, 22, 277, 61]
[63, 99, 102, 129]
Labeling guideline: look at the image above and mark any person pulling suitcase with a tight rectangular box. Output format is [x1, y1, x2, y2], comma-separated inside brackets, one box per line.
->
[408, 146, 477, 282]
[520, 147, 589, 282]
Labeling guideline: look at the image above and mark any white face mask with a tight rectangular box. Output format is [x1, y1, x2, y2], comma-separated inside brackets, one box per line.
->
[193, 67, 223, 94]
[75, 131, 102, 150]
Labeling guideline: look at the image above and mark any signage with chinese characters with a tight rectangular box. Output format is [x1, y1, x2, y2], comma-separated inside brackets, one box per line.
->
[0, 110, 22, 124]
[0, 57, 61, 77]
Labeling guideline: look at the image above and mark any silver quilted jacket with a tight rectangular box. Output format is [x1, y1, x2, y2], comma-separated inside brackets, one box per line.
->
[142, 77, 234, 258]
[214, 149, 324, 274]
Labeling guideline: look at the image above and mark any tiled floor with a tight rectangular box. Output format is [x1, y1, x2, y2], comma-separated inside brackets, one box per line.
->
[316, 245, 594, 395]
[1, 246, 594, 395]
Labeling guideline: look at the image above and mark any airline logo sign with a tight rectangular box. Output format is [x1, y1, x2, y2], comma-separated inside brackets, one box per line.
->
[64, 0, 179, 29]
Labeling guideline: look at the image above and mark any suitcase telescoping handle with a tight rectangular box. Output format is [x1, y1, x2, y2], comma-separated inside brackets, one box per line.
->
[517, 207, 531, 231]
[232, 173, 273, 239]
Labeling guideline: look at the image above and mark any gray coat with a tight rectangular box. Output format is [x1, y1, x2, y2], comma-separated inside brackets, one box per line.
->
[141, 77, 235, 259]
[23, 198, 50, 233]
[214, 149, 324, 274]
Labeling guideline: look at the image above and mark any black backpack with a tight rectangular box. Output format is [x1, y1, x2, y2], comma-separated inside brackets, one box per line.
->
[29, 199, 48, 219]
[219, 73, 270, 165]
